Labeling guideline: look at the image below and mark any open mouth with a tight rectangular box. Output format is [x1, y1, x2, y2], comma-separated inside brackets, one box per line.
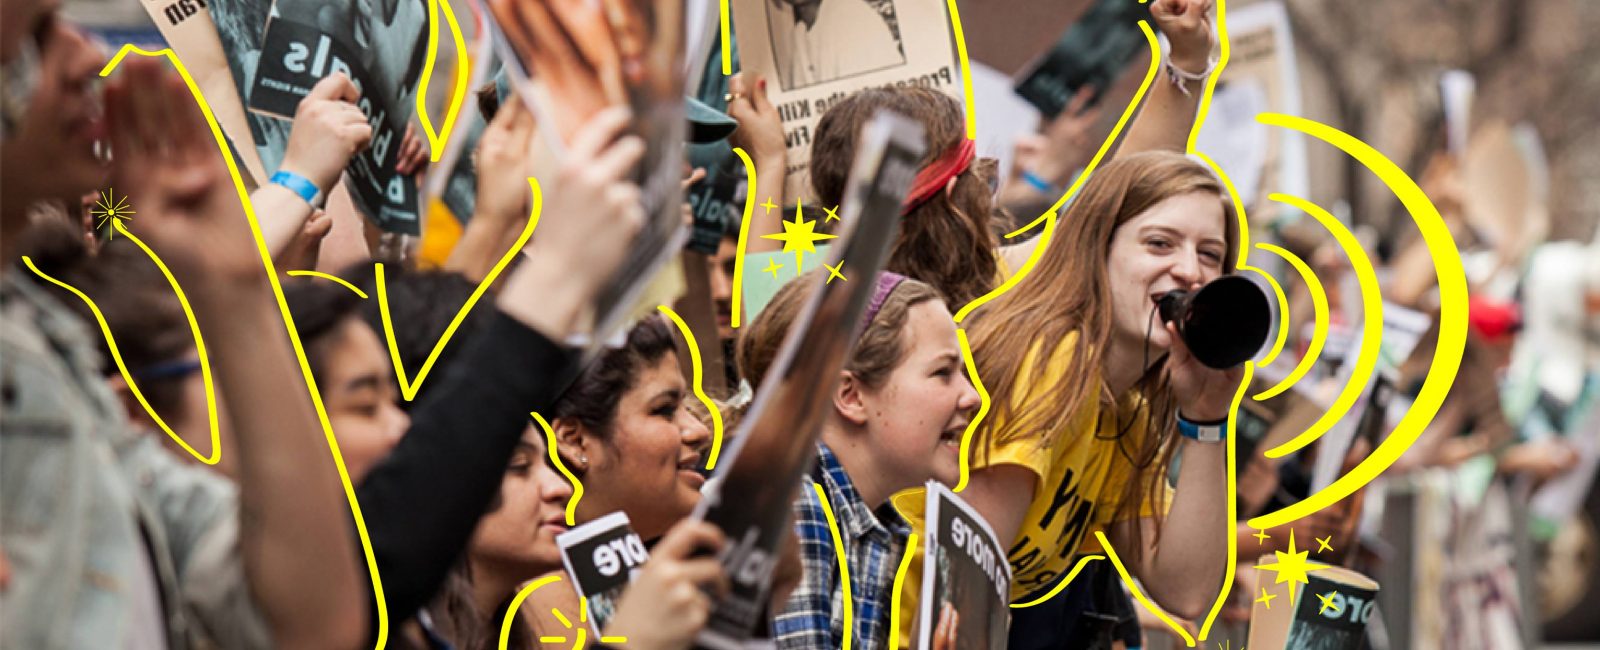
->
[938, 422, 965, 448]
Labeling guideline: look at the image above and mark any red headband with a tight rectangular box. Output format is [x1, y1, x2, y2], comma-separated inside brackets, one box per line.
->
[900, 138, 976, 215]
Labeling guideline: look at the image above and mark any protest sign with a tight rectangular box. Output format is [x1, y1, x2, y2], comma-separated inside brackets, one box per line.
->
[1193, 0, 1309, 213]
[1248, 564, 1380, 650]
[136, 0, 269, 188]
[246, 0, 428, 234]
[690, 110, 926, 649]
[486, 0, 691, 345]
[730, 0, 959, 202]
[557, 511, 648, 635]
[1012, 0, 1151, 119]
[916, 482, 1011, 650]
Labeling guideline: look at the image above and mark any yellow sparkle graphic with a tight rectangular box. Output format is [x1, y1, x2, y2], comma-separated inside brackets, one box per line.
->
[823, 204, 840, 222]
[824, 260, 847, 284]
[761, 200, 837, 276]
[1256, 530, 1328, 606]
[759, 196, 778, 214]
[90, 188, 135, 240]
[1317, 591, 1340, 615]
[1253, 529, 1271, 545]
[534, 598, 624, 647]
[1255, 587, 1277, 610]
[762, 258, 785, 279]
[1316, 535, 1333, 553]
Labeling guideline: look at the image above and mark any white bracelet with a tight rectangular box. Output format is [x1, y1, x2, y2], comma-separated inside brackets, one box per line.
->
[1165, 56, 1217, 97]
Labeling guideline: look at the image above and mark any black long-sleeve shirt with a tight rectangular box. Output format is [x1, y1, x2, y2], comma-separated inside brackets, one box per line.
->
[355, 310, 580, 641]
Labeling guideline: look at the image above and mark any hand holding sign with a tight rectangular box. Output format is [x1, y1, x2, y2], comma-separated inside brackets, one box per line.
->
[606, 520, 730, 649]
[279, 73, 372, 193]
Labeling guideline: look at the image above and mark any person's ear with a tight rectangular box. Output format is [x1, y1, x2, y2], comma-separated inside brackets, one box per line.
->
[552, 417, 592, 474]
[106, 375, 152, 429]
[833, 371, 870, 426]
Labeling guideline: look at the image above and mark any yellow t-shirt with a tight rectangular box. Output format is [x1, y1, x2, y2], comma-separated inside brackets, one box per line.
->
[890, 334, 1167, 643]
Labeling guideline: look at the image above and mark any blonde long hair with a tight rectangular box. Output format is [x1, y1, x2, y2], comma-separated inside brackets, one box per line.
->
[967, 151, 1238, 557]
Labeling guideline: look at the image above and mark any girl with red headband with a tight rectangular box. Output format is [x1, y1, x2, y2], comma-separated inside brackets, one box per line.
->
[806, 0, 1217, 312]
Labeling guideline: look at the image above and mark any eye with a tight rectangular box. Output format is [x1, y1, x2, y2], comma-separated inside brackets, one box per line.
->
[508, 455, 532, 474]
[1145, 237, 1174, 252]
[1200, 249, 1225, 266]
[652, 401, 677, 419]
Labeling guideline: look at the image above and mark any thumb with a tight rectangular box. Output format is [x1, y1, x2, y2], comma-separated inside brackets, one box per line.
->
[1165, 321, 1193, 367]
[308, 73, 360, 104]
[303, 211, 334, 239]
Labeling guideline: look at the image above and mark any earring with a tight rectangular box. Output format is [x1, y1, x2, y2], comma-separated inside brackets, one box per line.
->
[579, 455, 588, 468]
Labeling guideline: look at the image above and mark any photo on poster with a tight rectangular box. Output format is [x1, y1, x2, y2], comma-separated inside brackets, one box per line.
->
[248, 0, 428, 234]
[762, 0, 906, 91]
[691, 111, 927, 650]
[203, 0, 427, 233]
[557, 511, 649, 634]
[916, 482, 1011, 650]
[485, 0, 690, 343]
[731, 0, 957, 201]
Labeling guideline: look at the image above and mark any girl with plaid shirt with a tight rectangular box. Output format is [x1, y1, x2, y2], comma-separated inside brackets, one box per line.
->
[738, 271, 980, 650]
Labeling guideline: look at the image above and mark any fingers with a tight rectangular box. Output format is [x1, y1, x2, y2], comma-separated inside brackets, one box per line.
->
[130, 60, 172, 153]
[681, 167, 706, 190]
[566, 106, 632, 164]
[750, 75, 773, 112]
[308, 72, 361, 104]
[1064, 85, 1097, 118]
[676, 557, 732, 600]
[589, 132, 646, 183]
[1166, 322, 1193, 366]
[163, 73, 208, 155]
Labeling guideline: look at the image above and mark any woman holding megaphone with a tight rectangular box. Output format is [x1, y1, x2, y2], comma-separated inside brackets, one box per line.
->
[901, 151, 1247, 644]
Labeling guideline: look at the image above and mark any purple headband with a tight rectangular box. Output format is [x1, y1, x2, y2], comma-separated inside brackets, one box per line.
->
[861, 271, 909, 330]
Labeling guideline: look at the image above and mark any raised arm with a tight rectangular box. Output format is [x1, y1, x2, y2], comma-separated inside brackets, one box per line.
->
[108, 58, 366, 648]
[1109, 322, 1234, 620]
[445, 95, 539, 281]
[255, 73, 372, 265]
[725, 73, 788, 252]
[1114, 0, 1215, 157]
[356, 105, 646, 629]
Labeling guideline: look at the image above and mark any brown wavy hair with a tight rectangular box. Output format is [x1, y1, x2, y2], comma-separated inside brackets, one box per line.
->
[966, 151, 1239, 560]
[810, 86, 999, 308]
[737, 271, 941, 391]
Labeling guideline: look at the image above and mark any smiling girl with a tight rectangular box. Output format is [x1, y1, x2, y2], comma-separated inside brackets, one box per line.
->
[941, 151, 1242, 641]
[739, 271, 980, 650]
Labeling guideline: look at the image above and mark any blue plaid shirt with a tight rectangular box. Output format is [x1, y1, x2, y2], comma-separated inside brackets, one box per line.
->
[774, 444, 912, 650]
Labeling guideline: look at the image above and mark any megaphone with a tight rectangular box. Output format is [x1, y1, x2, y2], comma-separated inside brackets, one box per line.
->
[1157, 275, 1272, 369]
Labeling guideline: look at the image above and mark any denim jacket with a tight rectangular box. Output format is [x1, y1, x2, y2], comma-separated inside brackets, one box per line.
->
[1, 273, 271, 649]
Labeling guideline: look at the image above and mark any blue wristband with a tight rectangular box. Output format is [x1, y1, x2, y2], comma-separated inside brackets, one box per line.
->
[1020, 169, 1060, 195]
[270, 170, 324, 208]
[1177, 414, 1227, 443]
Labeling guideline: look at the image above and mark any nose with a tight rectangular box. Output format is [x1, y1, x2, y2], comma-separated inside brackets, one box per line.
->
[385, 404, 411, 446]
[539, 465, 574, 502]
[956, 374, 980, 412]
[708, 259, 732, 301]
[1170, 249, 1203, 289]
[679, 410, 712, 450]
